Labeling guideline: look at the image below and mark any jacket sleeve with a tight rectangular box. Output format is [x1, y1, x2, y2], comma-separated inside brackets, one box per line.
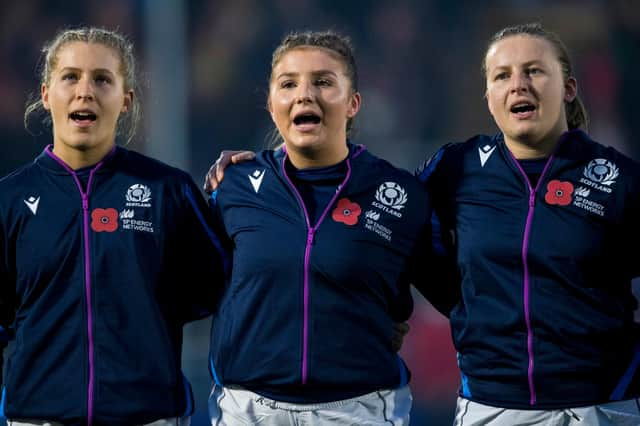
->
[405, 219, 460, 318]
[171, 175, 231, 323]
[0, 222, 16, 388]
[410, 144, 461, 317]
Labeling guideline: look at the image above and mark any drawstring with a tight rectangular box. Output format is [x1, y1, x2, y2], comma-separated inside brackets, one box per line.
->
[563, 408, 581, 421]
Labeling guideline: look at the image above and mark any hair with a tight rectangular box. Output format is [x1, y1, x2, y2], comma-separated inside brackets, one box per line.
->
[267, 30, 359, 147]
[482, 22, 589, 131]
[24, 26, 141, 144]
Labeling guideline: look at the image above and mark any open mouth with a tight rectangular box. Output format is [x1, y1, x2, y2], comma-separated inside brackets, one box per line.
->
[70, 111, 97, 122]
[510, 103, 536, 114]
[293, 113, 321, 125]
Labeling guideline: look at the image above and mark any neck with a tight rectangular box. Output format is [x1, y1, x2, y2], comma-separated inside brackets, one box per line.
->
[52, 141, 115, 170]
[286, 143, 349, 169]
[504, 131, 568, 160]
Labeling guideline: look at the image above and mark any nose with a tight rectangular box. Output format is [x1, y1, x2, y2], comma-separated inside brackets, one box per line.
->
[76, 76, 94, 101]
[510, 71, 529, 94]
[295, 80, 315, 104]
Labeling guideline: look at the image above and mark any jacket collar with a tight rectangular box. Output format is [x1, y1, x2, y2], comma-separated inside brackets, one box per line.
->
[495, 129, 590, 161]
[36, 144, 122, 175]
[275, 141, 367, 163]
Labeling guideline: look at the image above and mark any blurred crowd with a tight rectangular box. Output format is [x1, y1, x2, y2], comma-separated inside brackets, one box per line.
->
[1, 1, 638, 424]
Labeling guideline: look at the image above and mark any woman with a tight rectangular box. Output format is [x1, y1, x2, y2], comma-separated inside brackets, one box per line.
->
[206, 30, 456, 425]
[0, 27, 226, 426]
[422, 22, 640, 425]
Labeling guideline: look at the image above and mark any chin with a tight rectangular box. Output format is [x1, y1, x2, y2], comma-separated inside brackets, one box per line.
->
[66, 138, 104, 152]
[288, 136, 323, 151]
[508, 124, 539, 141]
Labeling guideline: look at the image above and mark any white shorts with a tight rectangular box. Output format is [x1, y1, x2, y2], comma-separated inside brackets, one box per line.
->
[454, 396, 640, 426]
[209, 384, 412, 425]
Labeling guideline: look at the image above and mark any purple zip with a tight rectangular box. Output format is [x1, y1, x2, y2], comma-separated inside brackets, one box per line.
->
[279, 148, 360, 383]
[509, 148, 556, 406]
[45, 145, 113, 425]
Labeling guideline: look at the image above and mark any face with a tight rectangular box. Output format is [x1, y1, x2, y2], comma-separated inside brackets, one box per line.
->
[42, 41, 132, 163]
[484, 35, 576, 156]
[268, 47, 360, 166]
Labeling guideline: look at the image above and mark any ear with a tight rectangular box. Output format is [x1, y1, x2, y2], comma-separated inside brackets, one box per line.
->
[564, 77, 577, 102]
[346, 91, 362, 119]
[41, 84, 50, 110]
[121, 89, 134, 113]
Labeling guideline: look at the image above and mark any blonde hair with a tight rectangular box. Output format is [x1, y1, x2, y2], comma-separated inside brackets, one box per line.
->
[24, 26, 141, 144]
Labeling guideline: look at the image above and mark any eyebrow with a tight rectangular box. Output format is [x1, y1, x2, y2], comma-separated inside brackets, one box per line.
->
[491, 59, 545, 71]
[276, 69, 339, 79]
[58, 67, 117, 76]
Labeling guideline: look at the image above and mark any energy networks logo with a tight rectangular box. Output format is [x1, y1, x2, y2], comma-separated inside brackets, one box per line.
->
[573, 185, 605, 217]
[364, 209, 392, 241]
[372, 182, 407, 218]
[126, 184, 152, 207]
[119, 208, 154, 233]
[580, 158, 619, 193]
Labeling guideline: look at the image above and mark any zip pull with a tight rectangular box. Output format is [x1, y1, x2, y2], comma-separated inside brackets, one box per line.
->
[82, 195, 89, 211]
[307, 229, 315, 245]
[528, 192, 535, 208]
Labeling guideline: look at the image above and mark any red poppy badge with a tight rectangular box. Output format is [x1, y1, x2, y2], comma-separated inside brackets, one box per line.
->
[544, 180, 574, 206]
[332, 198, 361, 226]
[91, 208, 119, 232]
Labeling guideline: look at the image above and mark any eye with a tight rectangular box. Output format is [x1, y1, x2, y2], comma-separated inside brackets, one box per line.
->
[280, 80, 295, 89]
[493, 72, 509, 81]
[315, 78, 332, 86]
[62, 73, 78, 82]
[527, 67, 542, 75]
[95, 75, 112, 85]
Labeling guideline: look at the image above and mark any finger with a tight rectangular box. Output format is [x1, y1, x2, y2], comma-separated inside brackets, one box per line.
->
[203, 165, 216, 194]
[215, 152, 233, 183]
[230, 151, 256, 164]
[208, 173, 220, 193]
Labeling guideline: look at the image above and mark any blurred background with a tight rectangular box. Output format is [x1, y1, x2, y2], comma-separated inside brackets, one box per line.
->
[1, 0, 638, 424]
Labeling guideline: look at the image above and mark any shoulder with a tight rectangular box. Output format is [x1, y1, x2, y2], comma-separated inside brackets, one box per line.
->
[415, 134, 495, 183]
[0, 161, 39, 197]
[355, 149, 417, 182]
[351, 150, 428, 204]
[353, 149, 414, 180]
[570, 132, 640, 192]
[214, 149, 282, 203]
[0, 161, 42, 222]
[117, 148, 193, 183]
[218, 149, 280, 182]
[577, 133, 638, 165]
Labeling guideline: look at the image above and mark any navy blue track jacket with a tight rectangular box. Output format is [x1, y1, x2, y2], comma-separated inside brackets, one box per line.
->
[209, 145, 457, 403]
[0, 146, 226, 425]
[421, 130, 640, 409]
